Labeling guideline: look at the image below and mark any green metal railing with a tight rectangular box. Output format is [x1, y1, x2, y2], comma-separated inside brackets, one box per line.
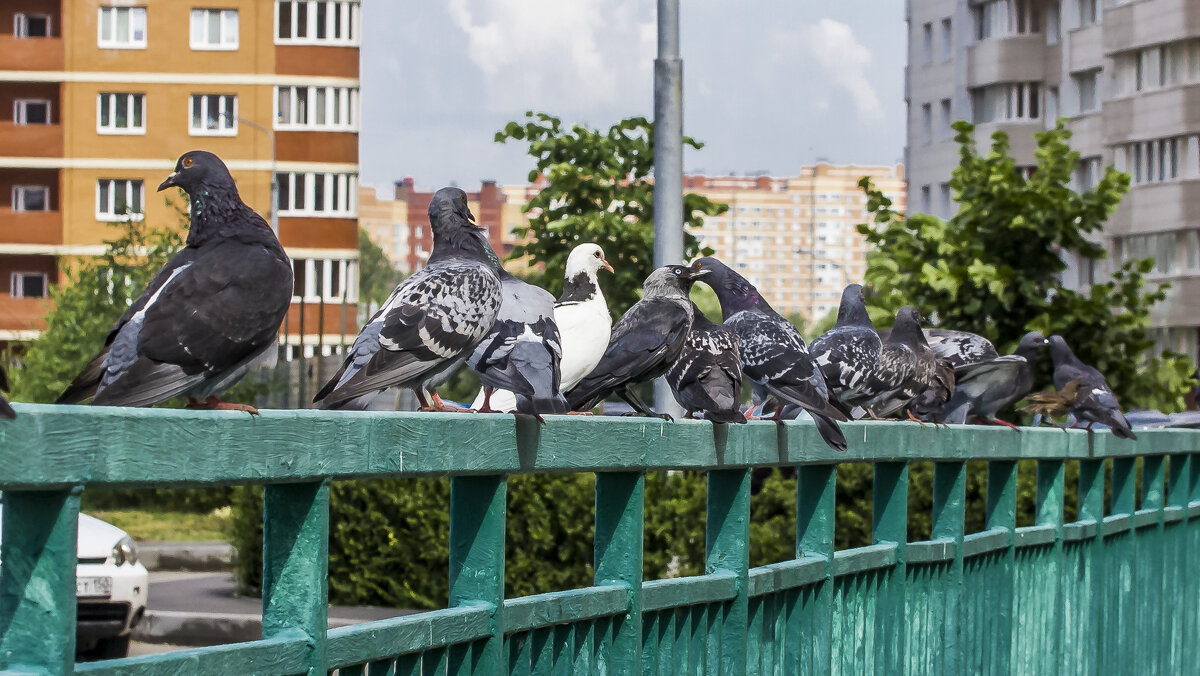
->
[0, 404, 1198, 674]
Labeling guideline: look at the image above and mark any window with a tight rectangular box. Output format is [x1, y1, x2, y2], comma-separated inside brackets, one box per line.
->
[98, 6, 147, 48]
[1075, 156, 1102, 191]
[14, 13, 51, 37]
[971, 82, 1041, 123]
[190, 9, 238, 49]
[275, 1, 360, 45]
[920, 185, 931, 213]
[940, 18, 952, 60]
[1072, 69, 1100, 113]
[1046, 1, 1060, 44]
[922, 22, 933, 64]
[1115, 137, 1185, 185]
[96, 179, 144, 221]
[10, 272, 47, 299]
[275, 86, 359, 130]
[921, 103, 933, 144]
[14, 99, 50, 125]
[939, 183, 951, 218]
[276, 172, 357, 217]
[973, 0, 1039, 40]
[96, 93, 145, 134]
[940, 98, 953, 138]
[12, 186, 49, 212]
[291, 258, 358, 302]
[1112, 40, 1200, 97]
[189, 94, 237, 135]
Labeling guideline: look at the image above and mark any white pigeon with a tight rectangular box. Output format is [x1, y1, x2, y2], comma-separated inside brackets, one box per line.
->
[471, 243, 613, 412]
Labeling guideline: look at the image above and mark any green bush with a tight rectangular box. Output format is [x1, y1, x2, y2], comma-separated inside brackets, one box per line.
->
[83, 487, 234, 514]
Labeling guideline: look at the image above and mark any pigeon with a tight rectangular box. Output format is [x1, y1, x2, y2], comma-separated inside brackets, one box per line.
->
[565, 262, 710, 419]
[692, 257, 847, 451]
[470, 243, 613, 413]
[938, 331, 1049, 427]
[0, 365, 15, 420]
[1019, 379, 1084, 423]
[853, 306, 948, 422]
[1048, 335, 1137, 439]
[467, 269, 567, 422]
[923, 329, 1000, 367]
[666, 304, 745, 423]
[57, 151, 292, 413]
[314, 188, 501, 410]
[810, 284, 883, 411]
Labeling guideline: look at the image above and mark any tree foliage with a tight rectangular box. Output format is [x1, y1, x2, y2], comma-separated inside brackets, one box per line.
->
[858, 121, 1194, 411]
[496, 112, 727, 315]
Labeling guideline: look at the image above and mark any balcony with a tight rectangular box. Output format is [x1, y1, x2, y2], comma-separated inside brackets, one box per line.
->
[1105, 179, 1200, 238]
[0, 35, 64, 71]
[0, 121, 62, 158]
[967, 35, 1046, 87]
[0, 209, 62, 246]
[1102, 84, 1200, 145]
[1103, 0, 1200, 55]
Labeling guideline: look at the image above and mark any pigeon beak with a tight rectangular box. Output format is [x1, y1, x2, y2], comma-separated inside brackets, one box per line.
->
[157, 172, 178, 192]
[601, 260, 614, 274]
[683, 266, 712, 280]
[467, 208, 477, 223]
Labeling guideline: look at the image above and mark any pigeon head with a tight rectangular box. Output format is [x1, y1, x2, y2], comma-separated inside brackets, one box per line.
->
[427, 187, 499, 266]
[691, 256, 765, 317]
[1048, 335, 1080, 366]
[1016, 331, 1050, 354]
[889, 305, 928, 346]
[158, 151, 236, 195]
[643, 262, 709, 299]
[429, 187, 476, 226]
[836, 284, 872, 327]
[565, 243, 613, 277]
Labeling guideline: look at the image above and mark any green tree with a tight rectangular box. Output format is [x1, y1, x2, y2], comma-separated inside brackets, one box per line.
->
[858, 121, 1194, 411]
[495, 112, 727, 316]
[357, 227, 405, 318]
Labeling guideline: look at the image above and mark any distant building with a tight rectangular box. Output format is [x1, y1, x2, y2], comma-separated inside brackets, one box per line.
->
[906, 0, 1200, 360]
[0, 0, 361, 356]
[357, 185, 409, 273]
[684, 164, 906, 320]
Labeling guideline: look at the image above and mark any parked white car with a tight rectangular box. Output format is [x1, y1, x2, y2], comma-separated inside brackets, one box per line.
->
[0, 507, 149, 659]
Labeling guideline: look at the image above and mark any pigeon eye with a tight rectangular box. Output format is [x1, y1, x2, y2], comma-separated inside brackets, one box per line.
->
[182, 157, 194, 168]
[674, 268, 682, 275]
[594, 251, 601, 258]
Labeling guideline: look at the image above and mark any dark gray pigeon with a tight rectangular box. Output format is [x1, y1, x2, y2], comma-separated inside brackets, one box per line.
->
[1048, 334, 1136, 439]
[666, 304, 745, 424]
[0, 365, 15, 419]
[854, 306, 949, 421]
[468, 270, 567, 422]
[566, 262, 710, 420]
[314, 188, 501, 410]
[939, 331, 1049, 427]
[57, 151, 292, 413]
[693, 257, 847, 451]
[810, 284, 883, 413]
[923, 329, 1000, 368]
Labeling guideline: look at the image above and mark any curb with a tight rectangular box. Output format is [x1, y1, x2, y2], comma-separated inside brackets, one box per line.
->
[138, 541, 234, 572]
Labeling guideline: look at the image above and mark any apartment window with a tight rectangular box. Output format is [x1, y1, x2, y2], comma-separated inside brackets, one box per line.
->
[920, 185, 931, 213]
[189, 94, 237, 135]
[98, 6, 147, 48]
[190, 9, 238, 50]
[275, 86, 359, 131]
[940, 18, 952, 60]
[1075, 156, 1102, 191]
[276, 172, 357, 217]
[971, 82, 1041, 123]
[276, 1, 360, 45]
[921, 103, 933, 144]
[10, 272, 47, 299]
[1117, 232, 1181, 275]
[291, 259, 358, 302]
[96, 93, 145, 134]
[1046, 1, 1060, 44]
[939, 183, 952, 218]
[922, 22, 933, 64]
[96, 179, 144, 221]
[1079, 0, 1098, 26]
[1072, 69, 1100, 113]
[1115, 137, 1184, 185]
[14, 13, 51, 37]
[940, 98, 953, 138]
[12, 186, 48, 212]
[1112, 40, 1200, 96]
[14, 99, 50, 125]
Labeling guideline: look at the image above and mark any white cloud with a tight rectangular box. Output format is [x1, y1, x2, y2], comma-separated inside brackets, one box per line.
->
[801, 18, 882, 123]
[446, 0, 655, 113]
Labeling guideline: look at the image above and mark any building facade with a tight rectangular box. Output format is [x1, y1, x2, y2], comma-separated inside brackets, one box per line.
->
[684, 165, 906, 321]
[357, 184, 408, 272]
[906, 0, 1200, 359]
[0, 0, 360, 355]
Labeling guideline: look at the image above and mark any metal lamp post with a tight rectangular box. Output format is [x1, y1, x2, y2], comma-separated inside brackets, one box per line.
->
[653, 0, 684, 417]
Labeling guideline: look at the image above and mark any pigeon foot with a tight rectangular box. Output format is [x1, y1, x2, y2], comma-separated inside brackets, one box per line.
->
[566, 411, 594, 416]
[187, 396, 259, 415]
[987, 417, 1021, 431]
[904, 409, 927, 426]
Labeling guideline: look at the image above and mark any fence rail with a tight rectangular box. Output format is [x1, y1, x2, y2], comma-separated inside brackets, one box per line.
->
[1, 404, 1198, 675]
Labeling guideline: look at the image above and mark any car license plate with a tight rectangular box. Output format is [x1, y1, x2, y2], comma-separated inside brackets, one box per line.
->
[76, 576, 112, 598]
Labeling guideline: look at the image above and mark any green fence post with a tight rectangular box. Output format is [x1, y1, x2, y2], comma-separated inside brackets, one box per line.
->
[262, 479, 330, 675]
[1189, 452, 1200, 671]
[449, 475, 507, 675]
[707, 468, 750, 676]
[796, 465, 836, 673]
[873, 461, 908, 672]
[1078, 458, 1105, 676]
[1141, 455, 1166, 674]
[985, 460, 1017, 675]
[1166, 454, 1190, 673]
[932, 461, 966, 675]
[594, 472, 644, 674]
[0, 488, 81, 675]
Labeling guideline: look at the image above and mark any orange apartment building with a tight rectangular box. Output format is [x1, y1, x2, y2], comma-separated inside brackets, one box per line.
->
[0, 0, 360, 357]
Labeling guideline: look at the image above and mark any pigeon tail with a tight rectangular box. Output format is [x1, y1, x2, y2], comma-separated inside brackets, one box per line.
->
[1105, 411, 1138, 440]
[811, 410, 848, 452]
[517, 393, 570, 416]
[703, 407, 749, 424]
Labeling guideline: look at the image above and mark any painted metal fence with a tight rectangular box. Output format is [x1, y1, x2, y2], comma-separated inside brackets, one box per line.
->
[1, 405, 1198, 675]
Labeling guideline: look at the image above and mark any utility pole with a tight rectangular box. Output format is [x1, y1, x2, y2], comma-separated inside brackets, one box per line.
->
[653, 0, 684, 417]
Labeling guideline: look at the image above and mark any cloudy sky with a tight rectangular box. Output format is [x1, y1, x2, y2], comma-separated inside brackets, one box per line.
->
[359, 1, 906, 192]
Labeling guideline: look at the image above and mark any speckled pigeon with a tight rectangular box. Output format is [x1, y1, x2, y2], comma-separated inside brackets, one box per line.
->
[938, 331, 1049, 427]
[854, 306, 950, 421]
[666, 304, 745, 423]
[314, 188, 501, 410]
[57, 151, 292, 413]
[1048, 335, 1136, 439]
[693, 257, 847, 451]
[566, 263, 709, 420]
[810, 284, 883, 412]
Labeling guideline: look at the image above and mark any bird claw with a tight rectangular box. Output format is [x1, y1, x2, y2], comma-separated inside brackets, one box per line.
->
[566, 411, 594, 416]
[905, 410, 927, 426]
[187, 396, 259, 415]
